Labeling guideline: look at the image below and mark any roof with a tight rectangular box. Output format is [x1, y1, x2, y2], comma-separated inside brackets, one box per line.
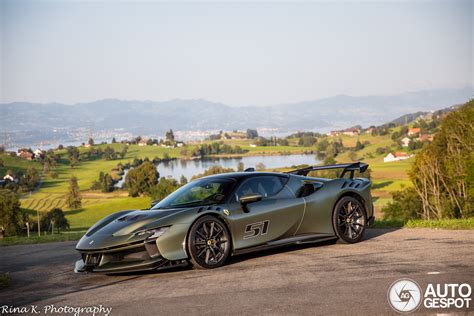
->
[393, 151, 409, 157]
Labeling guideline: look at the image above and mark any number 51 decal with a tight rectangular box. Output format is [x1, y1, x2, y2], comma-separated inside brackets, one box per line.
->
[244, 220, 269, 239]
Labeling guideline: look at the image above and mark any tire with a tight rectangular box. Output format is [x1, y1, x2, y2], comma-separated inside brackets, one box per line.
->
[332, 196, 367, 243]
[187, 215, 231, 269]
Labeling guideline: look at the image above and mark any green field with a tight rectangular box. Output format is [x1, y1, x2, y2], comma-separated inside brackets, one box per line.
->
[0, 154, 42, 176]
[21, 192, 150, 230]
[1, 130, 415, 232]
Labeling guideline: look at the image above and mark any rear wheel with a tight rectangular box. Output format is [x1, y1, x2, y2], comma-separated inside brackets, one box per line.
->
[188, 215, 231, 269]
[333, 196, 367, 243]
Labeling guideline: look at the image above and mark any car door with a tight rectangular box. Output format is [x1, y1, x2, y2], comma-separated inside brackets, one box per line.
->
[228, 175, 305, 250]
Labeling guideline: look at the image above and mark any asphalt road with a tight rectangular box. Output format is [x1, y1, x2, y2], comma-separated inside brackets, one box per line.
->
[1, 228, 473, 315]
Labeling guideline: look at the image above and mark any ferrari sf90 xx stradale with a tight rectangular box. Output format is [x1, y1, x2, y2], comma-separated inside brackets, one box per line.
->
[75, 162, 374, 273]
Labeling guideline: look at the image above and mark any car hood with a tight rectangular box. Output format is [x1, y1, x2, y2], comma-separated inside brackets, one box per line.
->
[76, 208, 190, 251]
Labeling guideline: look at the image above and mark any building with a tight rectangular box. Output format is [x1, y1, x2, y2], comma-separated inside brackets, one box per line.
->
[175, 141, 184, 147]
[365, 127, 375, 134]
[401, 137, 411, 147]
[418, 134, 433, 142]
[17, 149, 34, 160]
[383, 152, 414, 163]
[343, 127, 361, 136]
[228, 131, 247, 140]
[33, 149, 44, 159]
[3, 174, 15, 182]
[138, 139, 148, 146]
[84, 143, 91, 148]
[408, 128, 421, 136]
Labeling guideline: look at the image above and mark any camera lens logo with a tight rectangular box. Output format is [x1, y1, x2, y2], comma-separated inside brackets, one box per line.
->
[388, 279, 422, 313]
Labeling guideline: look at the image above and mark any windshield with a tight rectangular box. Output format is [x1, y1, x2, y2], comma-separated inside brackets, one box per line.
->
[152, 178, 236, 209]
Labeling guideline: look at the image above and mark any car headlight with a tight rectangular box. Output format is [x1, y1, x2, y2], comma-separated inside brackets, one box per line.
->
[133, 226, 171, 239]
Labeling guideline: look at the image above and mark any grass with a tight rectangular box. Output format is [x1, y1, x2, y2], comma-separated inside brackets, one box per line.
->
[0, 273, 11, 289]
[22, 193, 151, 230]
[405, 218, 474, 229]
[0, 154, 42, 177]
[371, 218, 474, 229]
[2, 129, 423, 243]
[0, 232, 84, 247]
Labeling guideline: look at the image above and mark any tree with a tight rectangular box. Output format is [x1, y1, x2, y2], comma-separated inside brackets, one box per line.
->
[102, 146, 117, 160]
[119, 146, 128, 159]
[180, 175, 188, 186]
[0, 159, 3, 168]
[191, 166, 234, 180]
[88, 138, 94, 146]
[246, 129, 259, 139]
[410, 101, 473, 219]
[317, 139, 329, 152]
[20, 167, 39, 192]
[112, 137, 117, 144]
[91, 172, 114, 192]
[125, 161, 159, 197]
[67, 146, 80, 168]
[66, 176, 82, 209]
[354, 140, 364, 151]
[151, 178, 180, 200]
[299, 136, 316, 147]
[44, 152, 58, 173]
[165, 129, 175, 142]
[0, 190, 28, 236]
[41, 208, 70, 233]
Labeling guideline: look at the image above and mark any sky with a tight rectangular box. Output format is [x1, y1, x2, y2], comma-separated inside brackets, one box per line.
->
[0, 0, 472, 106]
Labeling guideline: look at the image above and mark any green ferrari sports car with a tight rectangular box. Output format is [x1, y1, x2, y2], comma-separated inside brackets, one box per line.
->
[75, 162, 374, 273]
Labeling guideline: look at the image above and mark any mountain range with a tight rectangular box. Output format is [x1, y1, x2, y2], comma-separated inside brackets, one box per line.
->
[0, 87, 472, 146]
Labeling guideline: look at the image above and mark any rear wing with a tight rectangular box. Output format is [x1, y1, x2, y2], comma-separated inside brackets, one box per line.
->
[286, 162, 369, 179]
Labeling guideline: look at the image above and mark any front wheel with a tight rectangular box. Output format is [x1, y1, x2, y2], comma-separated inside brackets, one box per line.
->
[188, 215, 231, 269]
[332, 196, 367, 243]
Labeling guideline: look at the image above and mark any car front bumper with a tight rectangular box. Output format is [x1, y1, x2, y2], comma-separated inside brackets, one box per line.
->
[75, 240, 187, 274]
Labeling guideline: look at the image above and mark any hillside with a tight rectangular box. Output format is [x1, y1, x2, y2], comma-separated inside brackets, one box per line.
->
[1, 87, 471, 147]
[1, 100, 462, 233]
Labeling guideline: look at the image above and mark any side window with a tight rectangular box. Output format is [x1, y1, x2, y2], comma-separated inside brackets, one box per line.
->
[236, 176, 285, 200]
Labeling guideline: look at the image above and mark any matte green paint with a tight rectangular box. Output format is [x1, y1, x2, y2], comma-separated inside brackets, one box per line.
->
[76, 171, 373, 272]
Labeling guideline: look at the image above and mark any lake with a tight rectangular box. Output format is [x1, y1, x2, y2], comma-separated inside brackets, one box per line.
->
[115, 154, 321, 187]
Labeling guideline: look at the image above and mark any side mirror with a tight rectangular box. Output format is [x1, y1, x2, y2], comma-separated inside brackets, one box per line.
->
[151, 199, 160, 208]
[239, 193, 263, 204]
[239, 194, 262, 212]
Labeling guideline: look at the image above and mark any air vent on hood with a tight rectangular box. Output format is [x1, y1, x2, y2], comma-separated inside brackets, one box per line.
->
[117, 214, 148, 222]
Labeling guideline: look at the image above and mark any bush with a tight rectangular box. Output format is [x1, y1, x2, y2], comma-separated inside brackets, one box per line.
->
[125, 161, 159, 197]
[382, 187, 423, 221]
[151, 178, 180, 200]
[40, 208, 70, 233]
[0, 190, 28, 236]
